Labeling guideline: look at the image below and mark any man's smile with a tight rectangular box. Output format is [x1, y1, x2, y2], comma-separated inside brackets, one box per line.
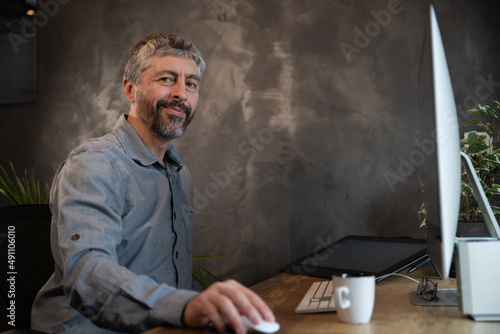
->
[164, 106, 185, 118]
[156, 100, 191, 119]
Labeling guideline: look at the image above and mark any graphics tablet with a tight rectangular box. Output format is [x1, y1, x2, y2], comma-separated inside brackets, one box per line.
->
[280, 235, 427, 282]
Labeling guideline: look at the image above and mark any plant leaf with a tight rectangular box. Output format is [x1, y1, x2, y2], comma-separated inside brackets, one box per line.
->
[466, 132, 479, 146]
[461, 120, 482, 127]
[0, 162, 50, 205]
[468, 143, 490, 154]
[465, 108, 481, 117]
[193, 252, 231, 261]
[478, 104, 494, 123]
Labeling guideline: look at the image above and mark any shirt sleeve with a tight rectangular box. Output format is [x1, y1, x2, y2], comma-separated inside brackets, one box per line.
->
[52, 146, 198, 332]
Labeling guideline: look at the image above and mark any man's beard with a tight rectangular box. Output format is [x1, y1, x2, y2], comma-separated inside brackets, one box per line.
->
[135, 91, 195, 140]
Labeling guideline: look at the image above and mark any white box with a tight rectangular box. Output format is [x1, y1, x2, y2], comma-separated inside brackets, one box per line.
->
[456, 239, 500, 321]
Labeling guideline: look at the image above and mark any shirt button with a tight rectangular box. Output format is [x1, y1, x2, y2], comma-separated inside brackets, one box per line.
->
[175, 251, 179, 259]
[173, 212, 177, 220]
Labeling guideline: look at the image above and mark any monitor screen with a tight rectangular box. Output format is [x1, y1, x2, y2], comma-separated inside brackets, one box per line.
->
[280, 235, 427, 281]
[418, 5, 461, 280]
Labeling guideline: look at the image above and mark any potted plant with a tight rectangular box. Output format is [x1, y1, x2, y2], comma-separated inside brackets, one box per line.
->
[457, 101, 500, 236]
[0, 162, 52, 329]
[418, 101, 500, 236]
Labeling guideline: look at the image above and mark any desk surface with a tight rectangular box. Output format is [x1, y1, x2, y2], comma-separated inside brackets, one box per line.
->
[145, 268, 500, 334]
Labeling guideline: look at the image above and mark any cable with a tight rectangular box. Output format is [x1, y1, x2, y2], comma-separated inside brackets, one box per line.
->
[376, 273, 420, 283]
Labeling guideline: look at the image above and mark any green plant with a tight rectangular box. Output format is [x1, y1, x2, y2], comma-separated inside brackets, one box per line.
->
[193, 253, 230, 289]
[418, 101, 500, 227]
[459, 101, 500, 221]
[192, 226, 231, 289]
[0, 162, 50, 205]
[417, 202, 427, 228]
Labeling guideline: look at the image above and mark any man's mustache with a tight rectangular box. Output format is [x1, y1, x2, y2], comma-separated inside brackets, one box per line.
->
[156, 99, 191, 118]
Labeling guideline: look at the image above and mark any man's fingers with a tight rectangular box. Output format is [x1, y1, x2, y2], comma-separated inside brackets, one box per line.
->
[207, 288, 245, 333]
[207, 310, 227, 334]
[184, 284, 243, 333]
[183, 280, 276, 334]
[238, 283, 275, 321]
[219, 280, 275, 323]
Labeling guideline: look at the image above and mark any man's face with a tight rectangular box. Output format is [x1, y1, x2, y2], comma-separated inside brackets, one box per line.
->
[134, 55, 200, 140]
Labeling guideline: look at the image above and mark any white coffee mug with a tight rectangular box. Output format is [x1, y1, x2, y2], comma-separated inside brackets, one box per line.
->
[333, 274, 375, 324]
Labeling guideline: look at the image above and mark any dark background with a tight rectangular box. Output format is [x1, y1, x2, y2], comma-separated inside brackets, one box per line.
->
[1, 0, 499, 287]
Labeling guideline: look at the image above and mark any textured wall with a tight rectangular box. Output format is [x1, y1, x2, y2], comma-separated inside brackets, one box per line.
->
[0, 0, 499, 286]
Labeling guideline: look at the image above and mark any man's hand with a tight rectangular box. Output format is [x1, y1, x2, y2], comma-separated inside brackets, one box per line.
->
[183, 279, 275, 334]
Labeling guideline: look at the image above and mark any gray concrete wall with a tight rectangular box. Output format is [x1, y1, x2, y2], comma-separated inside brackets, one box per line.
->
[1, 0, 499, 286]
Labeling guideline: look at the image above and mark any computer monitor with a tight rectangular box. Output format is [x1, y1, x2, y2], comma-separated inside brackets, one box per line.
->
[419, 5, 500, 281]
[418, 5, 462, 280]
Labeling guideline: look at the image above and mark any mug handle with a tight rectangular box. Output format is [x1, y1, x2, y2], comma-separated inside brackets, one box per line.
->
[334, 286, 351, 309]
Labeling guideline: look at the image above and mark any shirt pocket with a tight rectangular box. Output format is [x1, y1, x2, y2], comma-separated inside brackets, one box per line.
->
[179, 202, 194, 253]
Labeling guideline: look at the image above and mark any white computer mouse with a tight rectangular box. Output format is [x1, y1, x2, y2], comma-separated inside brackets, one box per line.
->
[241, 316, 280, 333]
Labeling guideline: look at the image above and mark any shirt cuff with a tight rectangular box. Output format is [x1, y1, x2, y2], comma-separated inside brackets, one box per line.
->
[151, 288, 199, 328]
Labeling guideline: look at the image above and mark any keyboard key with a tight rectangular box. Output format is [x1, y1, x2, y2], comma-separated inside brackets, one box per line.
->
[295, 281, 337, 314]
[314, 281, 328, 298]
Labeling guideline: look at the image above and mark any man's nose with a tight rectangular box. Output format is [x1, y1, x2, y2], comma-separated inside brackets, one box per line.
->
[171, 81, 187, 101]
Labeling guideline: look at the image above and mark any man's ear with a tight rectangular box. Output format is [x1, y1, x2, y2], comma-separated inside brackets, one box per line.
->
[123, 78, 136, 103]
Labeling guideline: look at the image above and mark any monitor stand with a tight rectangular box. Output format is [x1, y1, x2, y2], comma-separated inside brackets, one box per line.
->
[410, 288, 458, 306]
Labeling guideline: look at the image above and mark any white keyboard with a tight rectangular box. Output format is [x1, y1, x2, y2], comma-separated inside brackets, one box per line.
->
[295, 280, 336, 314]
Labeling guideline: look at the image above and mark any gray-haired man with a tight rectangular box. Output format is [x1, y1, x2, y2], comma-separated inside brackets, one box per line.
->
[31, 34, 274, 334]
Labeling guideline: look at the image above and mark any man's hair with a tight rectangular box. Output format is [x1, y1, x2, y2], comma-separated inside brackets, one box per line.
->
[123, 34, 206, 85]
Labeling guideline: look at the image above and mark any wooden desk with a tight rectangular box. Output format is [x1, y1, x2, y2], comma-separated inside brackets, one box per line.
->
[145, 268, 500, 334]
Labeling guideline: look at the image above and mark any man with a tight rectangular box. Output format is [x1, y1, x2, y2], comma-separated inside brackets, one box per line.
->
[31, 34, 275, 334]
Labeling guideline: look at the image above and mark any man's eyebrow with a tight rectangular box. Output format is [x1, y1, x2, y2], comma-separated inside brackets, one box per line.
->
[155, 70, 200, 82]
[187, 73, 201, 82]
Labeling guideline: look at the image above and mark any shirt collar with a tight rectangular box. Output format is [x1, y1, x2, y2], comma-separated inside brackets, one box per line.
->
[113, 114, 184, 172]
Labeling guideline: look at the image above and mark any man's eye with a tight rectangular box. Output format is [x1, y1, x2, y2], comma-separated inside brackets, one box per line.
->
[186, 81, 198, 89]
[159, 77, 174, 83]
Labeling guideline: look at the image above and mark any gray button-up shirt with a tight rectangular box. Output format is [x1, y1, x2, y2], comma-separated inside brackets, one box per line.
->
[31, 114, 198, 333]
